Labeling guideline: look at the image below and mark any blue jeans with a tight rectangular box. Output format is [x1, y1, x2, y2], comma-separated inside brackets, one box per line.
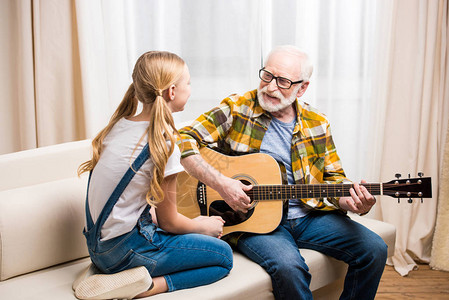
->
[87, 209, 233, 292]
[236, 211, 387, 300]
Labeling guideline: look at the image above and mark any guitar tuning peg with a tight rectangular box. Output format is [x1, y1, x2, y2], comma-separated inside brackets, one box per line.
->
[418, 172, 424, 178]
[395, 173, 401, 179]
[408, 198, 413, 204]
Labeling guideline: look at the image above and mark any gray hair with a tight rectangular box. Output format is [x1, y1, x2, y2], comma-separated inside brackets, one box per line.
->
[265, 45, 314, 82]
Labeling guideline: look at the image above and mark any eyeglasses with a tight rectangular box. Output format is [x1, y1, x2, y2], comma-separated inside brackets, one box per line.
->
[259, 68, 303, 89]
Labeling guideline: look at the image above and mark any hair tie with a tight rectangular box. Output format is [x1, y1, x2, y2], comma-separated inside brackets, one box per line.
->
[156, 89, 163, 97]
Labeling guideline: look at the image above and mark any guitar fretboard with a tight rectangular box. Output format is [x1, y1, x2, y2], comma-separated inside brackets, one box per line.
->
[248, 183, 382, 200]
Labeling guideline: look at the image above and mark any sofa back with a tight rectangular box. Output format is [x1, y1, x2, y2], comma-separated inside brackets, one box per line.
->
[0, 140, 92, 281]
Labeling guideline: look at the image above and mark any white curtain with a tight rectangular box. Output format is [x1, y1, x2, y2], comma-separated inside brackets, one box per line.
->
[125, 0, 264, 126]
[266, 0, 384, 182]
[1, 0, 447, 276]
[74, 0, 265, 135]
[112, 0, 386, 182]
[75, 0, 131, 139]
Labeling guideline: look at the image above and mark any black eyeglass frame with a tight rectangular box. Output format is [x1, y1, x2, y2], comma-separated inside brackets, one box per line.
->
[259, 68, 304, 89]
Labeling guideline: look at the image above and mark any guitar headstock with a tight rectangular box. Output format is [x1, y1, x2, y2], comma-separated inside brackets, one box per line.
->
[383, 173, 432, 202]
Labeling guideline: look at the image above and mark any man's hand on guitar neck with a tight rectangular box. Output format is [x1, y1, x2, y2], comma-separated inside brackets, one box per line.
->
[338, 180, 377, 215]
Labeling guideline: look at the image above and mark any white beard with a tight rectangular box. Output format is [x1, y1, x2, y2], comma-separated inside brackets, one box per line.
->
[257, 86, 299, 113]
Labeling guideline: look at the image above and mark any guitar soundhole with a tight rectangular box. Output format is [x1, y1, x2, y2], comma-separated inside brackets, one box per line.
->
[209, 201, 254, 227]
[208, 179, 255, 227]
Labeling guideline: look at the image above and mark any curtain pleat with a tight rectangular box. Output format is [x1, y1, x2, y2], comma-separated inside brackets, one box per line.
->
[32, 0, 85, 147]
[0, 0, 36, 154]
[430, 0, 449, 272]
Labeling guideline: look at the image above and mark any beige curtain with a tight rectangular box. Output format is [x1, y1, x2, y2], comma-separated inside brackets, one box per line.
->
[367, 0, 449, 276]
[431, 126, 449, 271]
[1, 0, 36, 154]
[0, 0, 86, 155]
[0, 0, 133, 155]
[430, 0, 449, 272]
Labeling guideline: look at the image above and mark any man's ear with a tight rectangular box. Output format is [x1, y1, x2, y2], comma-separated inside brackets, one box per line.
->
[296, 82, 309, 98]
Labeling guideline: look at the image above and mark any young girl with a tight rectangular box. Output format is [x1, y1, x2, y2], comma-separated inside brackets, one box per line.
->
[76, 51, 233, 299]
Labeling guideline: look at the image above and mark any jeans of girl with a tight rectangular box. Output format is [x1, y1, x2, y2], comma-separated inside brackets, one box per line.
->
[86, 207, 233, 292]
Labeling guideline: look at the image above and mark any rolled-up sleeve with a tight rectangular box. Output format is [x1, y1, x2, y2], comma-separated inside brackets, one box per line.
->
[178, 100, 233, 158]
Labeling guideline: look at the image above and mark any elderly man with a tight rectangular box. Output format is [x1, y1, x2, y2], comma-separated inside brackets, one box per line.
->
[178, 45, 387, 299]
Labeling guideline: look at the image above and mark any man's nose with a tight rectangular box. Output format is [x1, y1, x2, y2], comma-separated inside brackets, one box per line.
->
[267, 79, 278, 92]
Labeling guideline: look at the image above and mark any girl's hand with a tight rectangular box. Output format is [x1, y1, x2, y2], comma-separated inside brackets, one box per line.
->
[194, 215, 225, 238]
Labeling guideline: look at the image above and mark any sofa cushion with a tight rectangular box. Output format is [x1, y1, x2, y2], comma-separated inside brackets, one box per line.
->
[0, 251, 331, 300]
[0, 140, 91, 191]
[0, 176, 89, 280]
[350, 213, 396, 257]
[0, 257, 91, 300]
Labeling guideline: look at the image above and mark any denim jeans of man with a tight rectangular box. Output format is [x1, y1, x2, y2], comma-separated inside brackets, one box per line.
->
[236, 210, 388, 300]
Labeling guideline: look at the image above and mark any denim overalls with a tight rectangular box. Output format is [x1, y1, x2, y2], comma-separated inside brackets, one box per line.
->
[83, 143, 233, 292]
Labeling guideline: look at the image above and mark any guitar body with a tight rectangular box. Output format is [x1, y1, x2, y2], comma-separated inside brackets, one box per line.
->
[176, 147, 284, 236]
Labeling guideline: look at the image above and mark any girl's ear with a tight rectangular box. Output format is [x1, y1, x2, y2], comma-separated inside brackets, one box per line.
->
[168, 84, 176, 101]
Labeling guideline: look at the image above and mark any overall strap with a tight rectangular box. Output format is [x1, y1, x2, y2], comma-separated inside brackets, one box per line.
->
[85, 171, 94, 230]
[85, 143, 150, 233]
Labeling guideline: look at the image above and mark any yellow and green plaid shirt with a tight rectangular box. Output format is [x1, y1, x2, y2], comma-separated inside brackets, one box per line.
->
[179, 89, 349, 211]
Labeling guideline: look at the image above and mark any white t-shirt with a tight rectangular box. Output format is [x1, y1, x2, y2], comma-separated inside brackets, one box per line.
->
[87, 118, 184, 241]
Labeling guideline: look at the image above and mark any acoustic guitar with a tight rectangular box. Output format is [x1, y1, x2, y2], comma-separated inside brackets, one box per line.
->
[176, 147, 432, 237]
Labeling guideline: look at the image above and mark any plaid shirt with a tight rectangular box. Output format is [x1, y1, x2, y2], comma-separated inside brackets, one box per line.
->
[179, 89, 349, 211]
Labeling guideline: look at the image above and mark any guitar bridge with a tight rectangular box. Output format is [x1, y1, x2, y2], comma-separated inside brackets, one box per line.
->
[197, 181, 208, 216]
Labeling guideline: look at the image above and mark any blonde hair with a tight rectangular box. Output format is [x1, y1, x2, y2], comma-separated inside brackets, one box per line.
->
[78, 51, 185, 206]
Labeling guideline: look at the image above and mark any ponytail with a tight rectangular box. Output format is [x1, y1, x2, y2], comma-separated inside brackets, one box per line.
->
[145, 94, 180, 205]
[78, 83, 138, 176]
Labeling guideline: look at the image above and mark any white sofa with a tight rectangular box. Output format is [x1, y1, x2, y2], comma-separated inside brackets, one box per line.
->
[0, 140, 396, 300]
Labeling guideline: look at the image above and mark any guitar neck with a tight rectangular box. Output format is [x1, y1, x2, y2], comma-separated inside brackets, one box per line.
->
[250, 183, 382, 201]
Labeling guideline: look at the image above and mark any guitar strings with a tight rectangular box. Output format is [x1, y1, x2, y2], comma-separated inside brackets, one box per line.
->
[247, 183, 422, 200]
